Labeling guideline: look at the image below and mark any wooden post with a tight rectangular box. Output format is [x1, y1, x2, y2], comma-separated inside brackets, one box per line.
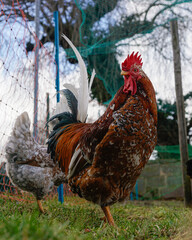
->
[170, 20, 192, 207]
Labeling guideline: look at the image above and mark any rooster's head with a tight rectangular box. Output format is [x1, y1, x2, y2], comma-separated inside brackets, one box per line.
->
[121, 52, 143, 95]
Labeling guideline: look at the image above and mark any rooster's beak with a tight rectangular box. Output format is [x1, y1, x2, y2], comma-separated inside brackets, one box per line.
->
[121, 70, 129, 76]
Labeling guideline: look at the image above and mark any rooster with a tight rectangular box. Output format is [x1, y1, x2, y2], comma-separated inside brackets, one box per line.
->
[5, 112, 66, 213]
[48, 35, 157, 226]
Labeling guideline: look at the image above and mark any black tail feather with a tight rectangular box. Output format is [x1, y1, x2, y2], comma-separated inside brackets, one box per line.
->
[47, 89, 80, 161]
[60, 89, 77, 118]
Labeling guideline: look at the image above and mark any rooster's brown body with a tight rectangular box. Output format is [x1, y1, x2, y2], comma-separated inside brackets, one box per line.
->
[48, 43, 157, 225]
[50, 77, 157, 204]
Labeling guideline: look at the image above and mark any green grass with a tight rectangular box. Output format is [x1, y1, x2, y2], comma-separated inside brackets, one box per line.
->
[0, 196, 192, 240]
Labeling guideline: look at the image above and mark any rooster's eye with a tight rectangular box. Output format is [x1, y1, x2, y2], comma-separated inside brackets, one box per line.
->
[134, 69, 137, 72]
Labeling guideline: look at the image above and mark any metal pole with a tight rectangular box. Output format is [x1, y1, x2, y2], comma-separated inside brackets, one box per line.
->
[170, 20, 192, 207]
[135, 181, 138, 200]
[33, 0, 40, 138]
[54, 11, 64, 203]
[130, 192, 133, 201]
[54, 11, 60, 103]
[46, 93, 50, 138]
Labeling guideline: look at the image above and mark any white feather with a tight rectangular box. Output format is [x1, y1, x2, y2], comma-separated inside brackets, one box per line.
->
[61, 34, 88, 123]
[68, 146, 81, 179]
[89, 69, 96, 95]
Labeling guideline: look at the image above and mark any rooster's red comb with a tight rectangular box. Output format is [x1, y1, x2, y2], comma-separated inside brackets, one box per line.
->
[122, 52, 143, 71]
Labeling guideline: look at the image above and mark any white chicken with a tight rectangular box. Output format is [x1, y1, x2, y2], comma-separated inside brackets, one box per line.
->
[5, 112, 66, 212]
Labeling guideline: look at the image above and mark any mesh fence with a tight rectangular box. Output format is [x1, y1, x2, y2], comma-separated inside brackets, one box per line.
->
[0, 1, 75, 201]
[0, 0, 56, 159]
[0, 0, 192, 201]
[156, 145, 192, 160]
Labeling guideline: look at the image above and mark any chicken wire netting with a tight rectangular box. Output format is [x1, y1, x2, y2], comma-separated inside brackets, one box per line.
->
[0, 1, 76, 201]
[0, 0, 192, 201]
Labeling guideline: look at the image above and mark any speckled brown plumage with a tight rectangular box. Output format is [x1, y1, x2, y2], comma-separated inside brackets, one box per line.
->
[68, 82, 157, 207]
[48, 52, 157, 225]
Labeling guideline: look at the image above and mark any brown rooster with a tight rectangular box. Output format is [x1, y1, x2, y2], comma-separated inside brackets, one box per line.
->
[47, 35, 157, 226]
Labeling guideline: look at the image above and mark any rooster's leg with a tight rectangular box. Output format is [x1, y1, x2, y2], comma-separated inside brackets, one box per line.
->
[37, 200, 44, 213]
[101, 206, 115, 226]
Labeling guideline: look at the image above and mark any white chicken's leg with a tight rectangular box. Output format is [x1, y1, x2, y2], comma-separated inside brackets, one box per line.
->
[37, 200, 44, 213]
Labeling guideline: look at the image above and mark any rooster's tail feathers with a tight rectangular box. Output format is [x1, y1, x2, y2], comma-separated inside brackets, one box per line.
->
[47, 35, 95, 159]
[50, 35, 96, 126]
[61, 34, 95, 123]
[59, 89, 78, 118]
[47, 88, 78, 129]
[47, 87, 80, 160]
[89, 69, 96, 94]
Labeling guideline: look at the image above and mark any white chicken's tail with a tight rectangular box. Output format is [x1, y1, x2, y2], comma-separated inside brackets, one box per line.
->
[5, 112, 35, 163]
